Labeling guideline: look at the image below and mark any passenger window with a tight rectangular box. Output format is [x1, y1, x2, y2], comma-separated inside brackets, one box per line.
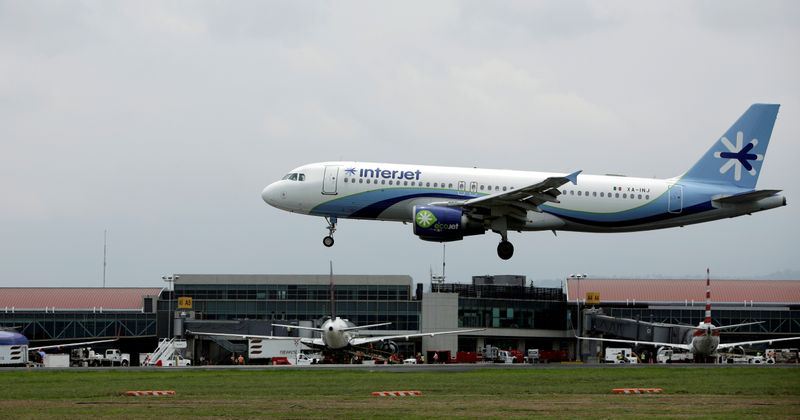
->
[503, 186, 507, 191]
[426, 182, 431, 187]
[480, 185, 484, 190]
[600, 192, 604, 197]
[646, 195, 650, 200]
[343, 178, 348, 183]
[570, 191, 574, 195]
[449, 183, 453, 188]
[615, 193, 619, 198]
[359, 179, 363, 184]
[388, 180, 393, 185]
[404, 181, 408, 186]
[381, 179, 386, 185]
[623, 193, 627, 198]
[577, 191, 582, 196]
[592, 192, 596, 197]
[433, 183, 438, 188]
[638, 194, 642, 199]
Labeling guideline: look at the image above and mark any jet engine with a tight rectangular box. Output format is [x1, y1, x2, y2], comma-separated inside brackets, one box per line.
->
[412, 205, 484, 242]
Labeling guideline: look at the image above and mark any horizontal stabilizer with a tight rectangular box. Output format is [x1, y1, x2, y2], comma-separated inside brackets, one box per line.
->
[713, 189, 781, 205]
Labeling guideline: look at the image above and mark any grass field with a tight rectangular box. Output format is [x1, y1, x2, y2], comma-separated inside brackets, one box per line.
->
[1, 366, 798, 418]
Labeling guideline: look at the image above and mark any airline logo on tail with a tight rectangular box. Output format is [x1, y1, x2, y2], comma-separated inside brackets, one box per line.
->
[714, 131, 763, 181]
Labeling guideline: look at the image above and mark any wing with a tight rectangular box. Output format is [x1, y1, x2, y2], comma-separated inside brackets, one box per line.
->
[717, 336, 800, 350]
[29, 338, 119, 352]
[272, 324, 324, 332]
[350, 328, 485, 347]
[187, 330, 324, 348]
[709, 321, 764, 331]
[577, 335, 692, 351]
[341, 322, 393, 332]
[429, 170, 580, 221]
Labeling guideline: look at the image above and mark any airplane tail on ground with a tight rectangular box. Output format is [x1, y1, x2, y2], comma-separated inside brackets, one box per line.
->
[682, 104, 780, 189]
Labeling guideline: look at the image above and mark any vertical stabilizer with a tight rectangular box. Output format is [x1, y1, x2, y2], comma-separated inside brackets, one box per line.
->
[682, 104, 779, 189]
[704, 268, 712, 325]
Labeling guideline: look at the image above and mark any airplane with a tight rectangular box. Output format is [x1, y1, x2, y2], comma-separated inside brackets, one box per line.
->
[190, 319, 482, 355]
[261, 104, 785, 260]
[576, 270, 800, 358]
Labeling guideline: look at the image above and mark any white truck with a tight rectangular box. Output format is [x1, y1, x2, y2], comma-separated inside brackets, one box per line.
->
[249, 338, 312, 364]
[524, 349, 540, 363]
[604, 347, 638, 364]
[296, 353, 322, 365]
[496, 350, 516, 364]
[101, 349, 131, 366]
[70, 347, 129, 366]
[656, 348, 693, 364]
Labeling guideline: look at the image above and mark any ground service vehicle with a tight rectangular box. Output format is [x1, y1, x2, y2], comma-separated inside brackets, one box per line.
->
[604, 348, 638, 364]
[70, 347, 129, 367]
[657, 348, 693, 363]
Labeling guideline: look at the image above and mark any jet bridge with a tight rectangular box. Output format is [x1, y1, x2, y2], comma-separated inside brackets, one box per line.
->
[583, 308, 693, 344]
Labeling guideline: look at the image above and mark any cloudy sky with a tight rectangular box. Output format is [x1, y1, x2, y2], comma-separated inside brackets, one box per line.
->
[2, 1, 798, 288]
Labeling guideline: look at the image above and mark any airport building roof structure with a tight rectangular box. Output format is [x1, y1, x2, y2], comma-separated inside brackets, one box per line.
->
[173, 274, 413, 286]
[0, 288, 161, 311]
[565, 279, 800, 305]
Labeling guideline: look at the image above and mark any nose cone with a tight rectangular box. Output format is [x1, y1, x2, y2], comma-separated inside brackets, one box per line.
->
[261, 182, 281, 207]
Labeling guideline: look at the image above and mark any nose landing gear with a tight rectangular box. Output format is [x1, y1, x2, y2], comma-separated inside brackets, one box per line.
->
[323, 216, 337, 247]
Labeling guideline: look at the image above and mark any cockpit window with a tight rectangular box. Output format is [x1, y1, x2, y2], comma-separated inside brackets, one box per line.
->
[282, 173, 305, 181]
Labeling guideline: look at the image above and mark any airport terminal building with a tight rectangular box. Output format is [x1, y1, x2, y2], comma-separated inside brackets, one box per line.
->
[2, 275, 799, 364]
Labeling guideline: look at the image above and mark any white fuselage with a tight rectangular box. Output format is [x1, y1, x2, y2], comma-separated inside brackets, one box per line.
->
[319, 317, 354, 350]
[689, 323, 722, 356]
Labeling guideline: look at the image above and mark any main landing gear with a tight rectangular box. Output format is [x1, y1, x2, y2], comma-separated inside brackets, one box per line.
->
[497, 240, 514, 260]
[496, 229, 514, 260]
[323, 216, 337, 247]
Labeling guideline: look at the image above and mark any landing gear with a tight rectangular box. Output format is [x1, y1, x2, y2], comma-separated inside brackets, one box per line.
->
[497, 240, 514, 260]
[323, 216, 337, 247]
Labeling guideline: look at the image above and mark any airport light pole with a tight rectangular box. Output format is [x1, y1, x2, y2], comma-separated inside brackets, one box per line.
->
[569, 274, 588, 361]
[162, 275, 179, 338]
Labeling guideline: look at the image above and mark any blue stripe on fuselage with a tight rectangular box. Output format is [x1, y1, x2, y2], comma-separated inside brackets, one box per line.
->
[310, 189, 477, 219]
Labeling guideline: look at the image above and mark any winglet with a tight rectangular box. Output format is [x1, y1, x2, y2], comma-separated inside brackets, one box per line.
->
[566, 170, 582, 185]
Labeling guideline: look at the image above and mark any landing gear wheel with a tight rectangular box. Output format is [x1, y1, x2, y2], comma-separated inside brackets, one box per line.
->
[497, 241, 514, 260]
[322, 216, 337, 247]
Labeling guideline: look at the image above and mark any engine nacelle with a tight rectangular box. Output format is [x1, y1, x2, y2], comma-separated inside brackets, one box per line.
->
[412, 205, 484, 242]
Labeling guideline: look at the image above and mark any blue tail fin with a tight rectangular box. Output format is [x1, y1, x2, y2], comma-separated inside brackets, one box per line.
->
[682, 104, 780, 189]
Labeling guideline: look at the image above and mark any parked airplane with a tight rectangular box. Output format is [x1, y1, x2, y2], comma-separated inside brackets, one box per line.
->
[262, 104, 785, 259]
[577, 270, 800, 358]
[191, 319, 481, 355]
